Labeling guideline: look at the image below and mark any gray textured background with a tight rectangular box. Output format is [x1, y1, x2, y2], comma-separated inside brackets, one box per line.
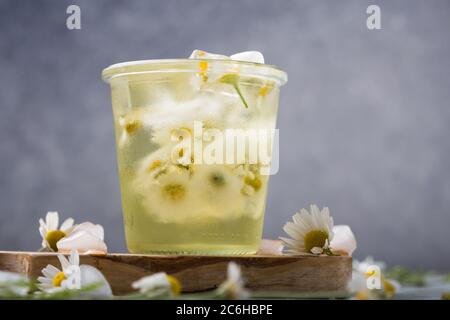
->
[0, 0, 449, 270]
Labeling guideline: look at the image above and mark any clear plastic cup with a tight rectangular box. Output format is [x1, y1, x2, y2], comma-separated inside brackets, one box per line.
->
[102, 59, 287, 254]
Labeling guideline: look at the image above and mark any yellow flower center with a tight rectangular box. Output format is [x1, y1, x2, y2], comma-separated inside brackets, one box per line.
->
[259, 85, 270, 96]
[52, 271, 67, 287]
[244, 175, 262, 191]
[355, 291, 369, 300]
[45, 230, 67, 251]
[304, 230, 328, 253]
[124, 119, 142, 134]
[383, 279, 396, 298]
[365, 270, 377, 277]
[209, 172, 226, 187]
[199, 60, 208, 82]
[162, 184, 186, 202]
[166, 275, 182, 295]
[147, 160, 162, 173]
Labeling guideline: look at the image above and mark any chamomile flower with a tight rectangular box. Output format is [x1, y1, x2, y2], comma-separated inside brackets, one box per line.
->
[132, 273, 181, 298]
[280, 205, 334, 255]
[37, 250, 81, 292]
[350, 257, 399, 300]
[38, 211, 107, 254]
[39, 211, 75, 251]
[138, 166, 195, 223]
[190, 164, 245, 220]
[217, 262, 249, 300]
[134, 144, 174, 182]
[353, 256, 386, 275]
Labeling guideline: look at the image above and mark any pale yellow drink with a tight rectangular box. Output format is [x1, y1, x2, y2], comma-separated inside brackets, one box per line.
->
[103, 59, 287, 254]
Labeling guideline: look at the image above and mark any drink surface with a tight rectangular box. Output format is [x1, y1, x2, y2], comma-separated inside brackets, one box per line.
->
[109, 67, 281, 254]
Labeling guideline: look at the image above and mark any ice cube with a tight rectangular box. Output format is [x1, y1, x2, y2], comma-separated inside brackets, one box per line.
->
[189, 49, 230, 60]
[230, 51, 265, 64]
[189, 50, 265, 64]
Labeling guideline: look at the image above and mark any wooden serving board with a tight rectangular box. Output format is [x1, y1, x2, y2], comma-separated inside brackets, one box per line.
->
[0, 251, 351, 295]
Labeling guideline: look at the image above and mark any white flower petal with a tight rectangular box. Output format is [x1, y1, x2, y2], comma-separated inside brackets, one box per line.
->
[298, 209, 314, 230]
[61, 273, 80, 290]
[227, 262, 241, 284]
[292, 212, 310, 231]
[42, 264, 60, 278]
[279, 237, 303, 249]
[37, 276, 52, 284]
[257, 239, 284, 255]
[57, 254, 71, 270]
[60, 218, 75, 233]
[79, 265, 112, 298]
[132, 272, 170, 293]
[69, 249, 80, 266]
[280, 204, 337, 254]
[330, 225, 357, 256]
[218, 262, 249, 299]
[57, 229, 108, 254]
[283, 222, 305, 240]
[71, 222, 104, 241]
[46, 211, 59, 231]
[39, 219, 47, 238]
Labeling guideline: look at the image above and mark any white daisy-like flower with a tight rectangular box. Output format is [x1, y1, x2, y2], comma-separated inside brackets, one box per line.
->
[117, 108, 152, 147]
[132, 272, 182, 297]
[133, 144, 174, 183]
[39, 211, 75, 251]
[136, 165, 196, 223]
[350, 257, 399, 300]
[37, 250, 112, 298]
[38, 211, 107, 255]
[280, 205, 334, 255]
[37, 250, 81, 292]
[217, 262, 249, 300]
[353, 256, 386, 275]
[190, 164, 245, 220]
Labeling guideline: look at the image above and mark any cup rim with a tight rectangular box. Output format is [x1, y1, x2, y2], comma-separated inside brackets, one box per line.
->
[102, 58, 288, 86]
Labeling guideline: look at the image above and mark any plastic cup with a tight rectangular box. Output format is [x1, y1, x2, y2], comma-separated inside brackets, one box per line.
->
[102, 59, 287, 254]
